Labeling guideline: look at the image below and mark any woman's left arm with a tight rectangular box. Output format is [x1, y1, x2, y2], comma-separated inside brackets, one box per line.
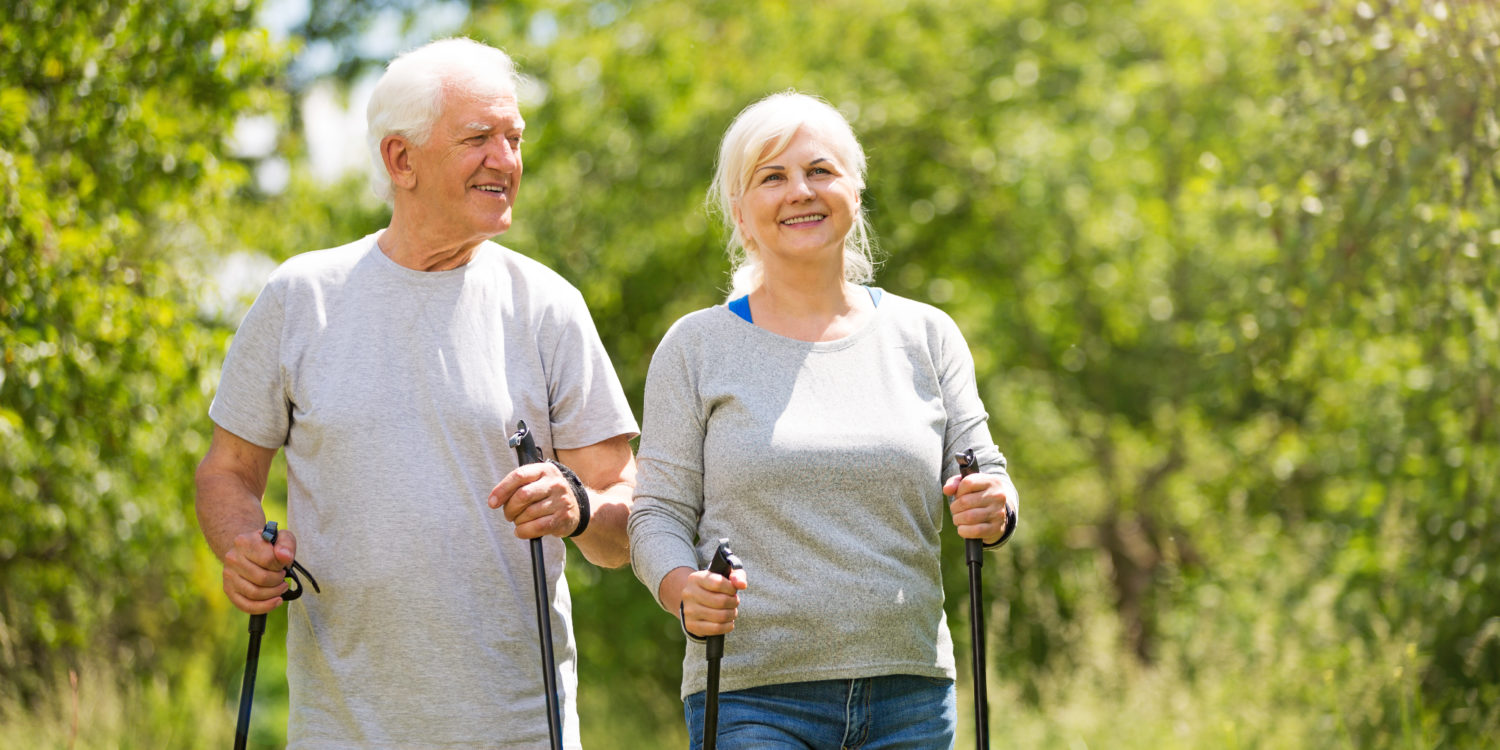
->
[934, 311, 1019, 543]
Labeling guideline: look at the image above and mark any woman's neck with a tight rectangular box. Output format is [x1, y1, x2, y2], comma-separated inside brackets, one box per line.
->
[748, 274, 873, 342]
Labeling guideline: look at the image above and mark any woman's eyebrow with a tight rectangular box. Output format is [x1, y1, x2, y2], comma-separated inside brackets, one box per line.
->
[755, 157, 829, 173]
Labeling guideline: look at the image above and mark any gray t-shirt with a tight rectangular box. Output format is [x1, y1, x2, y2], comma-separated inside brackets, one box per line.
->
[628, 291, 1009, 699]
[210, 233, 638, 749]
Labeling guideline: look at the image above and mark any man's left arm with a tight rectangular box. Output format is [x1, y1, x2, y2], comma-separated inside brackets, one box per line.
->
[490, 433, 637, 569]
[555, 434, 637, 568]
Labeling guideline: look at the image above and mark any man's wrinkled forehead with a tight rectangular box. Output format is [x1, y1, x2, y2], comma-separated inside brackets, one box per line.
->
[437, 85, 525, 129]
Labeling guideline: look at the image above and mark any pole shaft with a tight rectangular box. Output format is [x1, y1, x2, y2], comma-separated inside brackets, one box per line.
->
[531, 538, 564, 750]
[967, 540, 989, 750]
[703, 657, 721, 750]
[234, 613, 267, 750]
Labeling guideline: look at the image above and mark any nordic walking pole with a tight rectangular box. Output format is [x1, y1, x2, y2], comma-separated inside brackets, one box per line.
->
[701, 539, 743, 750]
[235, 521, 319, 750]
[956, 449, 1016, 750]
[508, 420, 565, 750]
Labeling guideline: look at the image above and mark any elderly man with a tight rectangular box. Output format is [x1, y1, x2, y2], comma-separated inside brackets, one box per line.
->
[194, 38, 637, 748]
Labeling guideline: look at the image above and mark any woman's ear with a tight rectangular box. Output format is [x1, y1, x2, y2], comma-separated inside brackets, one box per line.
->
[382, 135, 416, 191]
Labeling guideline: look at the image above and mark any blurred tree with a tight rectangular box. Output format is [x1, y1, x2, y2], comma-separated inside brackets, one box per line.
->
[3, 0, 1495, 746]
[442, 1, 1497, 744]
[0, 0, 290, 706]
[1253, 1, 1500, 738]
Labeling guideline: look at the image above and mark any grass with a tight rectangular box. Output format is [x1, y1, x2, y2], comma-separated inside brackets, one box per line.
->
[0, 657, 236, 749]
[2, 548, 1476, 750]
[3, 639, 1449, 750]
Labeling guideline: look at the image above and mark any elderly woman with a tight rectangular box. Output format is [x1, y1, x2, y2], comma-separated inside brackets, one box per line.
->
[627, 91, 1018, 749]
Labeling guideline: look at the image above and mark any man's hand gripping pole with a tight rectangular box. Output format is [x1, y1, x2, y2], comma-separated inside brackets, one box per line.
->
[234, 521, 319, 750]
[508, 420, 565, 750]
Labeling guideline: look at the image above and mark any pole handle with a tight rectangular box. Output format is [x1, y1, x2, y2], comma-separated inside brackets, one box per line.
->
[955, 449, 1017, 556]
[259, 521, 320, 600]
[956, 451, 985, 566]
[704, 539, 743, 661]
[509, 420, 546, 466]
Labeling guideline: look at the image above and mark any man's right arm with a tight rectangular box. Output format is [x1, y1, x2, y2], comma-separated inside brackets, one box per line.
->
[195, 424, 296, 614]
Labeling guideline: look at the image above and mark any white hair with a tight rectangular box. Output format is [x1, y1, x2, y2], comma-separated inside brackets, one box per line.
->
[707, 91, 877, 300]
[365, 38, 520, 202]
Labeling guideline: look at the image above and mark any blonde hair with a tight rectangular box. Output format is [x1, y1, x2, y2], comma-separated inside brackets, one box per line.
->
[707, 91, 877, 299]
[366, 38, 520, 202]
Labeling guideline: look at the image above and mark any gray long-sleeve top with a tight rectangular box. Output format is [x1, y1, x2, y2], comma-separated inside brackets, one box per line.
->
[628, 291, 1010, 699]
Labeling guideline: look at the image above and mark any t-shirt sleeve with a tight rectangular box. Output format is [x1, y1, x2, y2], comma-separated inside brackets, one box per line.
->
[208, 279, 291, 450]
[540, 286, 640, 450]
[627, 322, 707, 607]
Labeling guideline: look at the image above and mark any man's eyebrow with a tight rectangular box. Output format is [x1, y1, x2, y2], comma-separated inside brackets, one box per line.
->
[463, 120, 525, 133]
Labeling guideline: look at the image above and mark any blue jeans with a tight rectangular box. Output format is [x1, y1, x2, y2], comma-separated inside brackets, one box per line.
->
[684, 675, 956, 750]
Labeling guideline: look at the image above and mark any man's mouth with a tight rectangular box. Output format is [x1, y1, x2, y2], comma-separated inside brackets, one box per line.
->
[476, 184, 508, 196]
[781, 214, 825, 225]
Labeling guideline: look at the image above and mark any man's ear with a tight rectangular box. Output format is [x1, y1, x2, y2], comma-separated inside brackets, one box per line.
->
[382, 135, 416, 191]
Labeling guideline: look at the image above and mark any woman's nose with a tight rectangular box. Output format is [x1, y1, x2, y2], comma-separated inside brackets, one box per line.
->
[785, 174, 815, 201]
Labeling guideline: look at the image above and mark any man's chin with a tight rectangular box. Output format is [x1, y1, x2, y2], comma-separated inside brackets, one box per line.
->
[482, 212, 513, 236]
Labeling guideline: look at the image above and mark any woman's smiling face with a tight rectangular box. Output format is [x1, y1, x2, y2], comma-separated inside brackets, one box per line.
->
[734, 127, 861, 271]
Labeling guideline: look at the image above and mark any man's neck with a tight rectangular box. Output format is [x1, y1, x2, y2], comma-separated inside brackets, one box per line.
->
[378, 216, 487, 272]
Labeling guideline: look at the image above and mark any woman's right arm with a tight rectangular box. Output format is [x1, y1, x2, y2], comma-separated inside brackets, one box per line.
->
[627, 320, 717, 609]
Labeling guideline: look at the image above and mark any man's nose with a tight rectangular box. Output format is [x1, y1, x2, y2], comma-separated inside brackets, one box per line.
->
[485, 138, 519, 170]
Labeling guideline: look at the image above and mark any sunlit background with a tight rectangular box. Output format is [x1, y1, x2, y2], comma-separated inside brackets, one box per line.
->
[3, 1, 1497, 747]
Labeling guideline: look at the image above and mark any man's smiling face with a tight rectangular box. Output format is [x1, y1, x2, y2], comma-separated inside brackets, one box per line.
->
[406, 88, 526, 243]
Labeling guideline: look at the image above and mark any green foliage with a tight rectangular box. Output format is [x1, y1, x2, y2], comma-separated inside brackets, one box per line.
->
[464, 0, 1497, 745]
[0, 0, 290, 711]
[3, 0, 1496, 747]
